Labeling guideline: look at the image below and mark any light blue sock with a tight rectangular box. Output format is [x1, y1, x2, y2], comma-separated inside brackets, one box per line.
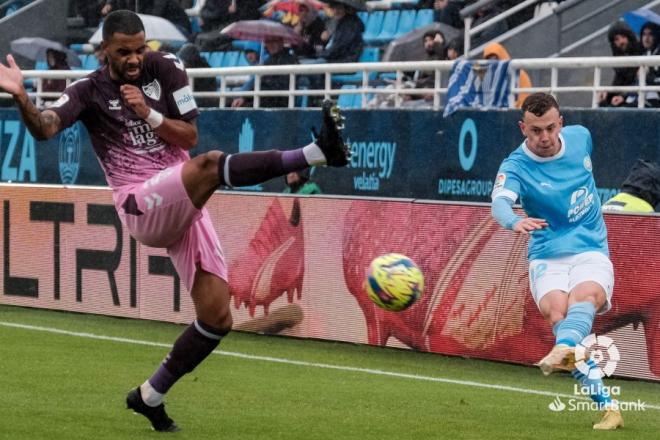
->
[552, 320, 564, 337]
[572, 358, 613, 408]
[555, 302, 596, 347]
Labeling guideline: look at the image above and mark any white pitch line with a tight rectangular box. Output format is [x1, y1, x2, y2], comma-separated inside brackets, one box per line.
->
[2, 320, 659, 411]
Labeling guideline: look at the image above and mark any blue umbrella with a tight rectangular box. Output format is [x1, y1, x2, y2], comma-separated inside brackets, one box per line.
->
[10, 37, 82, 67]
[622, 9, 660, 35]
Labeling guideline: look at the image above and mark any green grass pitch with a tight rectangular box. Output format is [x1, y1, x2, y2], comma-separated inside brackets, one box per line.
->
[1, 304, 659, 440]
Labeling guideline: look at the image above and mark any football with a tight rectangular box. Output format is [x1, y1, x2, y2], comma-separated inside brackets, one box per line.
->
[366, 253, 424, 312]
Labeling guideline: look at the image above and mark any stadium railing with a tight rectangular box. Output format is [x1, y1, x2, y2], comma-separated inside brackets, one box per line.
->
[4, 55, 660, 110]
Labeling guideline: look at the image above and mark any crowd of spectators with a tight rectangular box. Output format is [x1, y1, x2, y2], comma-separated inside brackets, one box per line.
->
[600, 20, 660, 108]
[55, 0, 660, 109]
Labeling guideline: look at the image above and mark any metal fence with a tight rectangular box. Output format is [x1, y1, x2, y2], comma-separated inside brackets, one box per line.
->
[3, 55, 660, 109]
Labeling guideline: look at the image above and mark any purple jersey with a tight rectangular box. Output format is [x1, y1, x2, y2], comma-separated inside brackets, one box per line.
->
[49, 51, 199, 189]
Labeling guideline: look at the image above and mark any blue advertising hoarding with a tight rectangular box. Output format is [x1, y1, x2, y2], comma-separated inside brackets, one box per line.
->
[1, 108, 658, 203]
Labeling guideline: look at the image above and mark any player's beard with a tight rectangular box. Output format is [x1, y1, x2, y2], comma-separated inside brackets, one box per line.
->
[112, 59, 142, 84]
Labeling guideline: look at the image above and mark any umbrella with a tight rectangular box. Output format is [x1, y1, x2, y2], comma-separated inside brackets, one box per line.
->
[10, 37, 82, 67]
[222, 20, 303, 45]
[321, 0, 366, 11]
[382, 23, 461, 62]
[622, 9, 660, 35]
[261, 0, 325, 14]
[88, 14, 187, 44]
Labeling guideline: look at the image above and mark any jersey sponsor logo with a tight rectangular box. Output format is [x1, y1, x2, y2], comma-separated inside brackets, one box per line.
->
[142, 79, 162, 101]
[568, 186, 594, 222]
[124, 119, 166, 154]
[173, 85, 197, 115]
[583, 156, 592, 172]
[108, 99, 121, 110]
[50, 94, 70, 108]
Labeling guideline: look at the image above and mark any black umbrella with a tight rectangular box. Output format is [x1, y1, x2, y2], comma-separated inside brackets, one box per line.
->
[322, 0, 367, 11]
[382, 23, 461, 62]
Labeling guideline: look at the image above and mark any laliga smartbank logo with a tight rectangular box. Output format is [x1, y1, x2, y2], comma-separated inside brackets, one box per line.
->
[575, 334, 619, 379]
[547, 334, 647, 412]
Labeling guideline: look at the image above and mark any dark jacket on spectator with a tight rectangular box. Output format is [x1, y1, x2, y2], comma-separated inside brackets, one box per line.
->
[641, 22, 660, 79]
[294, 16, 326, 58]
[320, 13, 364, 63]
[261, 48, 299, 108]
[200, 0, 262, 32]
[177, 43, 218, 107]
[106, 0, 191, 33]
[602, 21, 643, 106]
[435, 1, 465, 30]
[43, 50, 70, 95]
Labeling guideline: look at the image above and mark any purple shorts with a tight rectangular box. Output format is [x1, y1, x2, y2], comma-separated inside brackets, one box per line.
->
[114, 163, 227, 290]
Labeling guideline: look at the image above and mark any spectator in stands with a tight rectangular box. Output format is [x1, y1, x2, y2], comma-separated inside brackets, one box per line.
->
[412, 30, 447, 102]
[472, 3, 508, 47]
[445, 37, 463, 60]
[244, 48, 260, 66]
[418, 0, 465, 30]
[231, 37, 299, 108]
[316, 1, 364, 63]
[199, 0, 263, 33]
[483, 42, 531, 108]
[599, 21, 642, 108]
[293, 0, 327, 58]
[177, 43, 218, 108]
[101, 0, 192, 37]
[603, 159, 660, 213]
[283, 169, 322, 194]
[422, 29, 446, 61]
[68, 0, 104, 28]
[43, 49, 71, 96]
[640, 22, 660, 108]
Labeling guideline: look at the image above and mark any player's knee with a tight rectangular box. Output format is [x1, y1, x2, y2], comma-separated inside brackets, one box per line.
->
[189, 150, 225, 181]
[211, 308, 233, 335]
[546, 310, 567, 325]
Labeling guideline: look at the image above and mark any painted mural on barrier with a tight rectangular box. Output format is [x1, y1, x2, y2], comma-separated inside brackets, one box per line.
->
[1, 185, 658, 381]
[3, 109, 660, 205]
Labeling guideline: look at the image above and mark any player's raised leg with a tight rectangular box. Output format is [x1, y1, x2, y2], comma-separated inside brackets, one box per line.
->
[182, 99, 349, 208]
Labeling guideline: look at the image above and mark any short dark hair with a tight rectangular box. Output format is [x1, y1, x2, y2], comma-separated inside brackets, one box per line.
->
[102, 10, 145, 42]
[521, 93, 559, 117]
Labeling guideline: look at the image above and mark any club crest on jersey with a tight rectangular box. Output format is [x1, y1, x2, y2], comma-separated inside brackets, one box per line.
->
[583, 156, 592, 172]
[108, 99, 121, 110]
[142, 79, 161, 101]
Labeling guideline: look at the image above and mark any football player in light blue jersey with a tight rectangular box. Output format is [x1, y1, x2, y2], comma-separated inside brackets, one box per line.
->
[491, 93, 622, 430]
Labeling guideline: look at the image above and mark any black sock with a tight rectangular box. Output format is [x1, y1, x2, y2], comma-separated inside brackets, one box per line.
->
[148, 320, 226, 394]
[218, 149, 309, 187]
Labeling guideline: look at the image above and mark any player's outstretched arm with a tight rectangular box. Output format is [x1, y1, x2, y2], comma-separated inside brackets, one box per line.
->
[492, 196, 548, 234]
[0, 55, 62, 141]
[120, 84, 198, 149]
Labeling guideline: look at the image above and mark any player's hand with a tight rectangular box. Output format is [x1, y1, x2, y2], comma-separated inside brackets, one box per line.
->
[0, 55, 26, 97]
[120, 84, 150, 119]
[513, 217, 548, 235]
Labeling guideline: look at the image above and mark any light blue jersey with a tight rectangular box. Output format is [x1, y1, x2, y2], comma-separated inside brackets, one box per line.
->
[491, 125, 608, 260]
